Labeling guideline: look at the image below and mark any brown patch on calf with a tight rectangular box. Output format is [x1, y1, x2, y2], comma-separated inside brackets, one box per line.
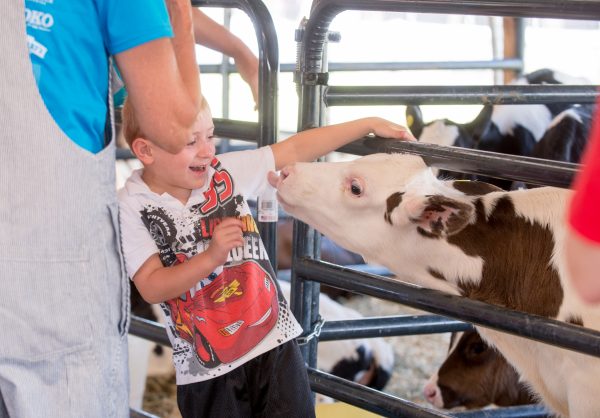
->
[384, 192, 403, 225]
[449, 196, 563, 318]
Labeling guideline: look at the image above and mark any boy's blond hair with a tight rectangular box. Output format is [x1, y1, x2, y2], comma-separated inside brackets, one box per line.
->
[120, 98, 143, 150]
[121, 95, 208, 149]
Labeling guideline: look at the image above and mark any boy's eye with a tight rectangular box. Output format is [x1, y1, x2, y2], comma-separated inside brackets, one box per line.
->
[187, 140, 197, 147]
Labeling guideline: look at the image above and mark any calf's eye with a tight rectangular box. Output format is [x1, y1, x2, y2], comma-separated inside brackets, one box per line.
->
[350, 179, 363, 196]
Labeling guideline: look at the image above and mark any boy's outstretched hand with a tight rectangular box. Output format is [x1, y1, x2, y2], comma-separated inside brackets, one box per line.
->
[368, 117, 416, 141]
[205, 217, 245, 266]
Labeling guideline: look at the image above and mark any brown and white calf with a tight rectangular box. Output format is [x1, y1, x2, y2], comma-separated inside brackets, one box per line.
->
[268, 153, 600, 418]
[424, 330, 535, 410]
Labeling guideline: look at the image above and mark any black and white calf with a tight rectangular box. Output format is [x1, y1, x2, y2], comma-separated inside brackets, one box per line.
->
[406, 69, 591, 189]
[268, 153, 600, 417]
[530, 104, 595, 164]
[510, 103, 595, 190]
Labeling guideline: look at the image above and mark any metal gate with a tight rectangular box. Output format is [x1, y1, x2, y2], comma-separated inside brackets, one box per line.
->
[292, 1, 600, 417]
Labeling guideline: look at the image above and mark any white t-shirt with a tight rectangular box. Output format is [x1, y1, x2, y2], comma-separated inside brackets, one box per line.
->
[118, 147, 303, 385]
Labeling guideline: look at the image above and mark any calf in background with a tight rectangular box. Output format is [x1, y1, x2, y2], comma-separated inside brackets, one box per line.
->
[511, 103, 595, 189]
[530, 103, 595, 164]
[269, 152, 600, 417]
[406, 69, 591, 189]
[423, 330, 535, 410]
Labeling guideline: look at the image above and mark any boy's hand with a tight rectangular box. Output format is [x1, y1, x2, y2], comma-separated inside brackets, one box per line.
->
[369, 117, 416, 141]
[205, 217, 245, 266]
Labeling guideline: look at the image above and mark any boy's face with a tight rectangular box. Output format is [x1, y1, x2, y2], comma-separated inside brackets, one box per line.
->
[142, 106, 216, 201]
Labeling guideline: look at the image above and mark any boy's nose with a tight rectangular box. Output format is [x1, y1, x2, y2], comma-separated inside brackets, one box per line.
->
[196, 140, 214, 156]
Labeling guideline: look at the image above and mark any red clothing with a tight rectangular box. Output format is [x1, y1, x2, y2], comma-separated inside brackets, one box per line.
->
[569, 96, 600, 242]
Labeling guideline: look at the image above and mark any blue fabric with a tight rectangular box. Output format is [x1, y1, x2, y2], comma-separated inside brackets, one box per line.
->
[25, 0, 173, 153]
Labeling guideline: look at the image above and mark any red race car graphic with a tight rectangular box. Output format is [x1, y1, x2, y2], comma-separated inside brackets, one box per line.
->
[166, 259, 279, 367]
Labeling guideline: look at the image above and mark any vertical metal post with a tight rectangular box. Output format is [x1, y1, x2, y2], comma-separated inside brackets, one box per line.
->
[515, 17, 525, 78]
[219, 8, 232, 153]
[292, 14, 330, 370]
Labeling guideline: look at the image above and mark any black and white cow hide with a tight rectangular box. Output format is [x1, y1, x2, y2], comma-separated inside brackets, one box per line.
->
[406, 69, 591, 189]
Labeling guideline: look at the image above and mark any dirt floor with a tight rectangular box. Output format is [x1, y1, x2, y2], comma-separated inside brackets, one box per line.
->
[141, 294, 450, 418]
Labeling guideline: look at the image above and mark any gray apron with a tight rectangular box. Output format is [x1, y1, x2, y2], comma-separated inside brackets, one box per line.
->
[0, 3, 129, 417]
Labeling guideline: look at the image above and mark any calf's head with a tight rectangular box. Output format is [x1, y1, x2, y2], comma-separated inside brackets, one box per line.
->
[424, 330, 535, 410]
[269, 153, 477, 271]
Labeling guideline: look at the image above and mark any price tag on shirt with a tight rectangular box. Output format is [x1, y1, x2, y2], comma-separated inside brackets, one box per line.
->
[258, 189, 278, 222]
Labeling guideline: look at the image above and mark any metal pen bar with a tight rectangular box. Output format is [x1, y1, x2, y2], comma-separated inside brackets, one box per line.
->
[318, 315, 472, 341]
[203, 59, 522, 74]
[296, 259, 600, 358]
[308, 368, 452, 418]
[129, 316, 170, 347]
[309, 368, 548, 417]
[453, 405, 551, 418]
[281, 58, 523, 73]
[303, 0, 600, 74]
[130, 408, 160, 418]
[325, 84, 599, 106]
[337, 138, 578, 188]
[213, 118, 259, 142]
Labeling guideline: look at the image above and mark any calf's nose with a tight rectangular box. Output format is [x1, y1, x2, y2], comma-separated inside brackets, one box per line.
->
[423, 382, 441, 405]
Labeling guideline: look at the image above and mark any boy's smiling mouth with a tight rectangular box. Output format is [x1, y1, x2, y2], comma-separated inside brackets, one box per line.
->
[189, 164, 208, 173]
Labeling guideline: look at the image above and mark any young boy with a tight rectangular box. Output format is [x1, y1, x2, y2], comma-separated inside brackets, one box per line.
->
[118, 96, 412, 418]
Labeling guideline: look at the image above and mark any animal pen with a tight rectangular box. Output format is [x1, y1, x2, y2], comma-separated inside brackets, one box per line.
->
[128, 0, 600, 417]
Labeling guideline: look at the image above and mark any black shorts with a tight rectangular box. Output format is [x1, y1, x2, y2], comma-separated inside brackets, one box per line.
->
[177, 340, 315, 418]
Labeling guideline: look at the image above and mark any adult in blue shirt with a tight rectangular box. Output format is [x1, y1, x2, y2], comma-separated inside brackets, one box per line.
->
[0, 1, 201, 417]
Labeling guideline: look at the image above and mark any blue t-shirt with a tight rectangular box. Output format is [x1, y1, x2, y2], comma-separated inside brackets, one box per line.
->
[25, 0, 173, 153]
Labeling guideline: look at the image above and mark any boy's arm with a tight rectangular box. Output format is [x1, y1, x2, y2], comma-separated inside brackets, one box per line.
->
[192, 8, 259, 107]
[269, 117, 413, 170]
[132, 217, 244, 304]
[115, 0, 201, 154]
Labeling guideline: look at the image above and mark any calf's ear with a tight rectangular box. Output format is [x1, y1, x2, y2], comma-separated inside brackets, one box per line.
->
[410, 195, 474, 238]
[465, 104, 493, 144]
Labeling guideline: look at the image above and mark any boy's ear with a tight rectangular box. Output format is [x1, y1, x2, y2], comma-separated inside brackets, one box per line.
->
[131, 138, 154, 164]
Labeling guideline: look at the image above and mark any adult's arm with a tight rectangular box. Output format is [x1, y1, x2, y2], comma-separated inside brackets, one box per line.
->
[115, 0, 201, 154]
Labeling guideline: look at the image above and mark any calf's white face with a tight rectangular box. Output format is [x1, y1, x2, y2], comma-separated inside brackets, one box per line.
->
[272, 154, 413, 260]
[270, 153, 478, 285]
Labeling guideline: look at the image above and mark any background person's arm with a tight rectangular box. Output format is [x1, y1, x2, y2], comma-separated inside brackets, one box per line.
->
[192, 8, 259, 107]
